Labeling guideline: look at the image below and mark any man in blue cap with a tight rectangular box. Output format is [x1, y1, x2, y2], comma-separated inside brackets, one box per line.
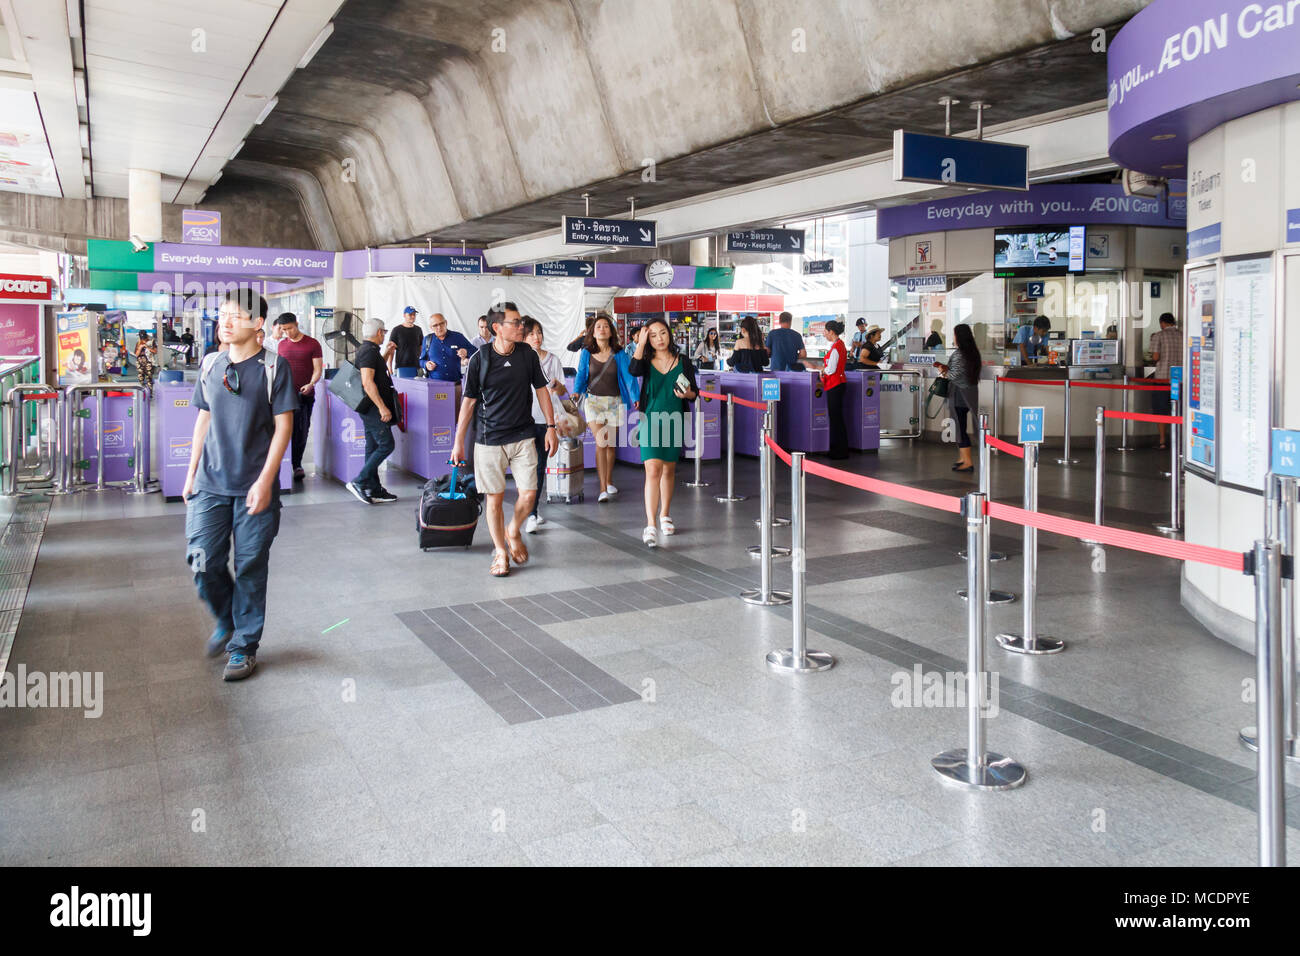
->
[387, 306, 425, 378]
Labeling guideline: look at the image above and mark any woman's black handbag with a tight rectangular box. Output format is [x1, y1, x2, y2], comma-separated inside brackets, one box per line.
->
[925, 375, 950, 420]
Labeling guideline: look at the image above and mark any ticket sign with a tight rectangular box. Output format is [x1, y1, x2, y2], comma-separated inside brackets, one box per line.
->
[1272, 430, 1300, 479]
[1018, 406, 1045, 444]
[761, 378, 781, 402]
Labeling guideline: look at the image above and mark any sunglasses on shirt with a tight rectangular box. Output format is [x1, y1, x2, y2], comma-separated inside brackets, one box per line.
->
[223, 365, 240, 395]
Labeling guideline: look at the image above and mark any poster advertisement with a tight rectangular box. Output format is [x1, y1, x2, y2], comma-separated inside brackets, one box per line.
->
[0, 304, 41, 355]
[54, 311, 94, 386]
[99, 309, 126, 375]
[1218, 257, 1273, 490]
[1185, 268, 1216, 474]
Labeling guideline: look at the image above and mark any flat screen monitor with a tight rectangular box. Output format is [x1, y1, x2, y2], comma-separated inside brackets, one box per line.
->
[993, 229, 1078, 277]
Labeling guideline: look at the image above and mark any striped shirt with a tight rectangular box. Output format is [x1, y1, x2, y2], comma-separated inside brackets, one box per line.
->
[1150, 326, 1183, 378]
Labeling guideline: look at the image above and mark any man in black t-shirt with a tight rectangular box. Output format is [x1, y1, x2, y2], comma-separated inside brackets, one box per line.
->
[183, 288, 297, 682]
[387, 306, 424, 377]
[348, 318, 399, 505]
[452, 303, 559, 576]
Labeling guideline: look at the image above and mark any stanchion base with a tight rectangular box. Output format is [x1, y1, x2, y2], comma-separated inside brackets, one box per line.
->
[931, 750, 1027, 791]
[957, 588, 1017, 605]
[995, 633, 1066, 655]
[1237, 727, 1300, 761]
[714, 494, 748, 503]
[1116, 445, 1137, 452]
[765, 648, 835, 673]
[1153, 523, 1181, 537]
[683, 481, 711, 488]
[747, 545, 791, 558]
[1055, 458, 1080, 465]
[740, 588, 791, 606]
[957, 550, 1010, 562]
[754, 517, 791, 527]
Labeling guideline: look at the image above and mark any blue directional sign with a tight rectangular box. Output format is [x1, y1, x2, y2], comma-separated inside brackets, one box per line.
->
[563, 215, 656, 248]
[1170, 366, 1181, 404]
[802, 259, 833, 275]
[892, 130, 1028, 192]
[1272, 429, 1300, 479]
[727, 229, 805, 254]
[535, 259, 596, 279]
[414, 254, 482, 274]
[1019, 406, 1045, 444]
[761, 378, 781, 402]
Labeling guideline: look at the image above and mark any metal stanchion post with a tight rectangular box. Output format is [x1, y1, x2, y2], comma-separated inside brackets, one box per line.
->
[1155, 420, 1181, 535]
[766, 451, 833, 672]
[992, 377, 1000, 446]
[714, 395, 745, 503]
[740, 424, 790, 607]
[755, 399, 789, 528]
[1079, 405, 1105, 547]
[126, 388, 148, 494]
[1056, 378, 1078, 465]
[94, 389, 105, 491]
[957, 412, 1008, 563]
[1117, 374, 1135, 451]
[749, 407, 790, 559]
[996, 443, 1065, 655]
[684, 394, 709, 488]
[1252, 538, 1286, 866]
[934, 491, 1026, 791]
[958, 416, 1015, 605]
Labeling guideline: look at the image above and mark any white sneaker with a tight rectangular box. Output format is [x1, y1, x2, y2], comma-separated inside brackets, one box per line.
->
[525, 515, 539, 534]
[534, 514, 546, 527]
[642, 526, 659, 548]
[598, 491, 610, 503]
[606, 484, 618, 496]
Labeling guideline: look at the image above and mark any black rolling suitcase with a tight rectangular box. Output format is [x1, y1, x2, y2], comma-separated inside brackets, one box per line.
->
[418, 465, 482, 550]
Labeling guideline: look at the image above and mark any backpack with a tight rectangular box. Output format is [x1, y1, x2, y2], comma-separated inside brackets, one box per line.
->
[200, 348, 281, 405]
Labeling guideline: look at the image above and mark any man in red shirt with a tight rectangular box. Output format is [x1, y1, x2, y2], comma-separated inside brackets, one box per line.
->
[272, 313, 323, 480]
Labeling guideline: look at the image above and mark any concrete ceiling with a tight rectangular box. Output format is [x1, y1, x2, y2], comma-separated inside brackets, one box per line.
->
[209, 0, 1150, 250]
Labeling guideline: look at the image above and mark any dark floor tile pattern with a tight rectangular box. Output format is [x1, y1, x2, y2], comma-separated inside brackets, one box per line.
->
[551, 511, 1300, 830]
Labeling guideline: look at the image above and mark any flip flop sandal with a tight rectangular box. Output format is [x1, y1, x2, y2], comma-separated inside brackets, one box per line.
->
[507, 535, 529, 565]
[490, 550, 510, 577]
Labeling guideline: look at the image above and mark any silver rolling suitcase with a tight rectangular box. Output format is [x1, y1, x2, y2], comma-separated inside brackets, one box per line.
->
[545, 438, 585, 503]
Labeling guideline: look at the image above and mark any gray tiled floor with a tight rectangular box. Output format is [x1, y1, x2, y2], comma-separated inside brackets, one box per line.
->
[2, 441, 1297, 866]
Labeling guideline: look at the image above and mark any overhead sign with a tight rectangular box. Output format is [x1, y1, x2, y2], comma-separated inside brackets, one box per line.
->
[1272, 429, 1300, 479]
[726, 229, 805, 254]
[414, 254, 482, 275]
[1025, 281, 1045, 298]
[535, 259, 595, 278]
[905, 275, 946, 293]
[181, 209, 221, 245]
[875, 183, 1185, 239]
[761, 378, 781, 402]
[153, 243, 333, 277]
[802, 259, 833, 275]
[0, 274, 54, 301]
[1018, 406, 1045, 444]
[563, 215, 657, 248]
[892, 130, 1028, 193]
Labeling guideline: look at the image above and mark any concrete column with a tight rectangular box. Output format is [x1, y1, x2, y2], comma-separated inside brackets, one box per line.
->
[848, 215, 890, 329]
[690, 237, 712, 267]
[127, 169, 162, 242]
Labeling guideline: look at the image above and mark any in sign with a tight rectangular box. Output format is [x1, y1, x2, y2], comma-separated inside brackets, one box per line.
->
[1272, 429, 1300, 479]
[1018, 406, 1045, 444]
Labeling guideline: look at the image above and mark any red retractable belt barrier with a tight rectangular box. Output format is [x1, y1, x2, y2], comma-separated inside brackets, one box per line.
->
[1104, 411, 1183, 425]
[996, 377, 1065, 386]
[1073, 381, 1170, 392]
[763, 434, 1243, 571]
[700, 389, 766, 410]
[21, 392, 57, 401]
[698, 389, 725, 402]
[985, 436, 1025, 459]
[105, 390, 134, 397]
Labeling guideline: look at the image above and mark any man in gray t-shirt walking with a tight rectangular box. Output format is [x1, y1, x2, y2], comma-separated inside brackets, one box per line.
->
[183, 289, 297, 682]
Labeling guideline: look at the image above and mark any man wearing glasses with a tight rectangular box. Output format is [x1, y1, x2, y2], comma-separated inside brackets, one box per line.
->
[419, 312, 476, 391]
[452, 303, 559, 577]
[183, 289, 297, 682]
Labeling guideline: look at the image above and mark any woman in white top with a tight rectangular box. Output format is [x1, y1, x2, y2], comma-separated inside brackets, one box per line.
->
[523, 317, 567, 533]
[692, 328, 720, 369]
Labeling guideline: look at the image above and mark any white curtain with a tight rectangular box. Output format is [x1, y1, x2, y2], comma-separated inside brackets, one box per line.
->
[364, 274, 584, 350]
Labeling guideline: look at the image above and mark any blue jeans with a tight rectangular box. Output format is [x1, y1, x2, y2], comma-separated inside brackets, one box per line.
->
[185, 491, 281, 655]
[355, 410, 395, 494]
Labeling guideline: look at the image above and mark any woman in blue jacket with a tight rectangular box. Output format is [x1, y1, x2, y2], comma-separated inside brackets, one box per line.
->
[573, 314, 639, 503]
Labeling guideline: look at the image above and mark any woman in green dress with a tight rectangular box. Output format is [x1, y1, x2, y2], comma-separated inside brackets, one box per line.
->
[628, 317, 699, 548]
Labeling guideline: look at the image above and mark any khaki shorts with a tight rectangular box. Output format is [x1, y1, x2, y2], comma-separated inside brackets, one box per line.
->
[585, 394, 622, 430]
[474, 439, 538, 494]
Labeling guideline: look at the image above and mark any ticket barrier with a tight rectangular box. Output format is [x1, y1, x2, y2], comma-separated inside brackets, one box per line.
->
[773, 370, 828, 454]
[313, 380, 367, 485]
[156, 383, 291, 500]
[3, 383, 62, 496]
[717, 372, 777, 456]
[64, 384, 150, 493]
[844, 370, 882, 451]
[391, 377, 456, 481]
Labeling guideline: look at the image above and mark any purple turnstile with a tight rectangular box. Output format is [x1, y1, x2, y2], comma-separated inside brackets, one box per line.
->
[774, 370, 829, 454]
[156, 383, 291, 500]
[717, 372, 776, 457]
[391, 377, 456, 480]
[844, 371, 882, 451]
[313, 380, 367, 485]
[75, 389, 149, 484]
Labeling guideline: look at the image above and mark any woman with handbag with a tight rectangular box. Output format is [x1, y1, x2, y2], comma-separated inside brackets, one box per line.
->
[573, 313, 638, 502]
[934, 323, 982, 473]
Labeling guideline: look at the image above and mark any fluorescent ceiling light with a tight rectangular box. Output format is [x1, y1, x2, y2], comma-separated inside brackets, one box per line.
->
[228, 141, 245, 160]
[297, 23, 333, 70]
[255, 96, 278, 125]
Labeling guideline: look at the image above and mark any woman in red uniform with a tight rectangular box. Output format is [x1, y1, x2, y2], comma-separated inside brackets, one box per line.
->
[819, 320, 849, 460]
